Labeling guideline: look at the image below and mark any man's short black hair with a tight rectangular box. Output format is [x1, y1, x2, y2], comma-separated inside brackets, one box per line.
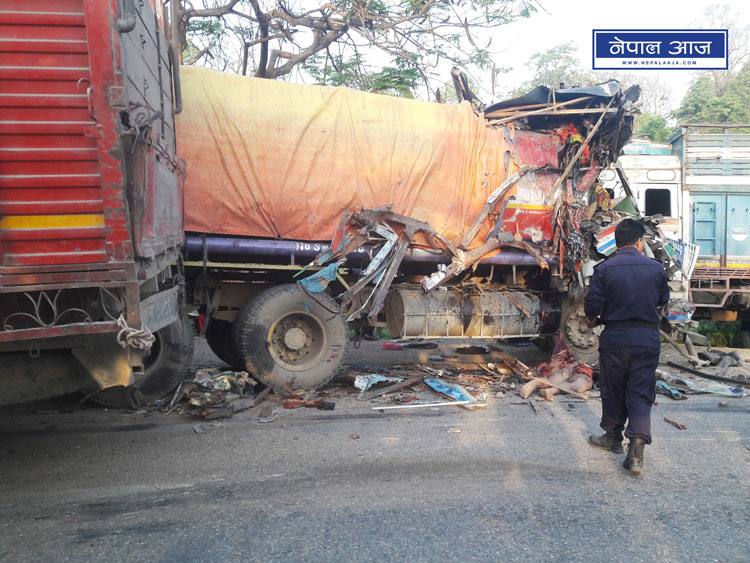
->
[615, 218, 646, 247]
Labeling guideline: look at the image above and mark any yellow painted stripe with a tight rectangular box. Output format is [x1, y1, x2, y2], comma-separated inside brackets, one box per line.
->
[506, 203, 553, 211]
[0, 214, 104, 230]
[696, 261, 750, 269]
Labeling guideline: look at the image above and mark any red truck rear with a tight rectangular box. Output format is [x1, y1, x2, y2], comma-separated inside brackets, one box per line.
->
[0, 0, 191, 405]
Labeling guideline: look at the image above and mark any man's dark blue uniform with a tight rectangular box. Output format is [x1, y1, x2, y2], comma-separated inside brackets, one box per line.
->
[584, 220, 669, 473]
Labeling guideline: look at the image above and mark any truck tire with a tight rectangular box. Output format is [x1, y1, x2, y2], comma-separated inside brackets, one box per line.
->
[92, 315, 194, 408]
[205, 318, 244, 370]
[560, 297, 601, 366]
[138, 314, 195, 398]
[233, 284, 347, 391]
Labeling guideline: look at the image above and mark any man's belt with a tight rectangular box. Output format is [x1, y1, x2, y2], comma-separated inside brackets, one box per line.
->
[604, 320, 660, 330]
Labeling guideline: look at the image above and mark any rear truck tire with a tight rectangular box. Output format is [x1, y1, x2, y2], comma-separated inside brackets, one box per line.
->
[205, 318, 244, 370]
[560, 297, 602, 366]
[233, 284, 348, 391]
[139, 313, 195, 397]
[93, 314, 195, 408]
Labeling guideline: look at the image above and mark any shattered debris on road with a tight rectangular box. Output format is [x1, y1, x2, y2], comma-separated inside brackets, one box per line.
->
[166, 368, 266, 420]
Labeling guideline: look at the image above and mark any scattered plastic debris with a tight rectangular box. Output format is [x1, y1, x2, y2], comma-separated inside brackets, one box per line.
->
[657, 369, 747, 398]
[423, 377, 477, 407]
[354, 374, 403, 392]
[257, 405, 279, 423]
[656, 380, 687, 400]
[167, 369, 264, 420]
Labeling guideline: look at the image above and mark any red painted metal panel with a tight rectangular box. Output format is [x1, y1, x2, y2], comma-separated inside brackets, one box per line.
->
[0, 147, 97, 161]
[0, 265, 129, 288]
[0, 94, 89, 108]
[2, 159, 100, 175]
[0, 0, 183, 347]
[0, 0, 108, 269]
[0, 199, 104, 215]
[493, 129, 605, 243]
[0, 121, 95, 135]
[0, 174, 100, 188]
[0, 133, 95, 149]
[0, 67, 91, 81]
[0, 81, 87, 96]
[0, 23, 88, 42]
[1, 227, 105, 241]
[0, 13, 86, 26]
[0, 52, 90, 67]
[4, 250, 107, 267]
[0, 321, 119, 344]
[0, 39, 89, 53]
[81, 0, 133, 264]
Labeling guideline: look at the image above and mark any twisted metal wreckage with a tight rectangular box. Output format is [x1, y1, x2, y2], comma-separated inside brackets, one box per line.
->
[300, 80, 692, 357]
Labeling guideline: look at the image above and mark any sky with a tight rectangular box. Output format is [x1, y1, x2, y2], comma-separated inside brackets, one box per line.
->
[192, 0, 749, 113]
[479, 0, 749, 111]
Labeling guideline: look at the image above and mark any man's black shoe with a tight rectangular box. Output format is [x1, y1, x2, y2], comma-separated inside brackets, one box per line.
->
[588, 432, 624, 453]
[623, 437, 646, 475]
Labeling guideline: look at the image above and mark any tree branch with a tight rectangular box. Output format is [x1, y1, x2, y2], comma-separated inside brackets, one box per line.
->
[248, 0, 269, 77]
[267, 28, 347, 79]
[242, 32, 288, 76]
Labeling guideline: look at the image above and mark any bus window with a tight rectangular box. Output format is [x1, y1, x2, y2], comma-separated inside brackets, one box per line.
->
[644, 188, 671, 217]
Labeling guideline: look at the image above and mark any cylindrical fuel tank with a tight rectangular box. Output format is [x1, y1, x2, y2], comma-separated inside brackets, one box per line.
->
[385, 286, 542, 338]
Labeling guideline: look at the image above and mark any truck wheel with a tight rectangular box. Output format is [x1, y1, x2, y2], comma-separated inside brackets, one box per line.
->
[233, 284, 347, 391]
[205, 319, 244, 369]
[92, 314, 194, 408]
[138, 314, 195, 398]
[560, 297, 601, 366]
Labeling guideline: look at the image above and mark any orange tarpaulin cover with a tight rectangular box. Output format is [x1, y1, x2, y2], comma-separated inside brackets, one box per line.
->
[178, 66, 514, 243]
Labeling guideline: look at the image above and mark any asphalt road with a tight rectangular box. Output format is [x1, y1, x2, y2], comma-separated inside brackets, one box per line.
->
[0, 340, 748, 562]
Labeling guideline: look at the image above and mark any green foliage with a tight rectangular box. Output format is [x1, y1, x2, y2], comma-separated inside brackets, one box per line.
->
[187, 18, 224, 35]
[635, 113, 673, 142]
[303, 54, 418, 97]
[512, 42, 594, 95]
[674, 63, 750, 124]
[183, 0, 532, 93]
[697, 320, 741, 347]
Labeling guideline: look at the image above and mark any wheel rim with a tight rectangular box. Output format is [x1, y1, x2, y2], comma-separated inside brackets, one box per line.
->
[267, 311, 327, 371]
[563, 300, 602, 358]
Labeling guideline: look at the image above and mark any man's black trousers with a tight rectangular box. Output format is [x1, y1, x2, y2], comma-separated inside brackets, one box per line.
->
[598, 346, 659, 444]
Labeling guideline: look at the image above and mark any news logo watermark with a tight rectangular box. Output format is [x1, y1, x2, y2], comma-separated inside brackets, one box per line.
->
[592, 30, 728, 70]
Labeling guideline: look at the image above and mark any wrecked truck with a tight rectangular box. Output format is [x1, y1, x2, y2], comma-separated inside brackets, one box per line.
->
[178, 67, 676, 392]
[0, 0, 191, 406]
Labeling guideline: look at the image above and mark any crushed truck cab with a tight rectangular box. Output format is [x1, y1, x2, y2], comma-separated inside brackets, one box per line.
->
[177, 67, 685, 391]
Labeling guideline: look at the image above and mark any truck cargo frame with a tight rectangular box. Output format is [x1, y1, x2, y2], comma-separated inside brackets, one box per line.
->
[0, 0, 191, 403]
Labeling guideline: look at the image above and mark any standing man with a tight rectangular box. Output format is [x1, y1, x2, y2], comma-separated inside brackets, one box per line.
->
[584, 219, 670, 475]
